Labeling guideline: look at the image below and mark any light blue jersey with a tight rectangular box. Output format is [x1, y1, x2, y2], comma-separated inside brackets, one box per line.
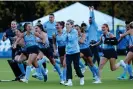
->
[36, 34, 49, 49]
[65, 29, 80, 54]
[101, 32, 114, 49]
[43, 21, 57, 39]
[125, 35, 130, 47]
[128, 35, 133, 46]
[86, 10, 98, 44]
[55, 31, 67, 47]
[79, 33, 89, 49]
[24, 31, 37, 48]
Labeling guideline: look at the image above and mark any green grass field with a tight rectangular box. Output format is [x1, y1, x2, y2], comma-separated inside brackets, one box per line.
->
[0, 56, 133, 89]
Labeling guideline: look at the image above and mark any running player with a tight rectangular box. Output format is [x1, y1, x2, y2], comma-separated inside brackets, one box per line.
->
[75, 25, 100, 83]
[13, 23, 41, 83]
[119, 22, 133, 80]
[34, 24, 64, 84]
[53, 21, 66, 83]
[91, 23, 127, 83]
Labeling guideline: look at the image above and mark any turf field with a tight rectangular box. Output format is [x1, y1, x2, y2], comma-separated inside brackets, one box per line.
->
[0, 56, 133, 89]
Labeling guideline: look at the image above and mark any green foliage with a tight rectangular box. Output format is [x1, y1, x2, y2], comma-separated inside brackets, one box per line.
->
[0, 1, 74, 32]
[97, 1, 133, 22]
[35, 1, 74, 18]
[0, 1, 133, 32]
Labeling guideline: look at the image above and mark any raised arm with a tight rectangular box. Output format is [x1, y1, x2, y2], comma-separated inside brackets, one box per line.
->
[90, 6, 95, 20]
[89, 6, 95, 23]
[89, 6, 98, 30]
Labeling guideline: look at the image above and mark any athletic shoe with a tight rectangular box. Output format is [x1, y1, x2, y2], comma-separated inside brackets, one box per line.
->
[129, 76, 133, 80]
[80, 77, 84, 85]
[65, 82, 73, 86]
[32, 73, 38, 77]
[20, 78, 28, 83]
[60, 80, 65, 85]
[44, 74, 47, 82]
[32, 73, 43, 80]
[117, 76, 127, 80]
[93, 79, 102, 84]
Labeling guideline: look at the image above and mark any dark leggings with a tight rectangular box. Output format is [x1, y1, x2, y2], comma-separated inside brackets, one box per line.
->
[66, 53, 84, 79]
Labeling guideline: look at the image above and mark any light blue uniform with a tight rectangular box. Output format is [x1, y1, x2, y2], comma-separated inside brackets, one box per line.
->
[23, 31, 40, 81]
[36, 34, 49, 49]
[24, 31, 37, 48]
[85, 10, 98, 44]
[79, 33, 89, 49]
[55, 30, 67, 81]
[128, 35, 133, 46]
[43, 21, 57, 39]
[125, 35, 130, 46]
[101, 32, 115, 49]
[55, 31, 67, 47]
[65, 29, 80, 54]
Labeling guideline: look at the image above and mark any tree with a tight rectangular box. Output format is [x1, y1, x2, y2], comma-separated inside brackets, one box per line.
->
[0, 1, 37, 31]
[0, 1, 74, 32]
[97, 1, 133, 22]
[0, 1, 133, 32]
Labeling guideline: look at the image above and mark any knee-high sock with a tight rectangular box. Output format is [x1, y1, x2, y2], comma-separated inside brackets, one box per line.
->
[92, 65, 99, 78]
[88, 65, 96, 77]
[18, 63, 25, 75]
[35, 67, 42, 76]
[63, 67, 66, 81]
[79, 59, 85, 69]
[55, 58, 61, 65]
[54, 63, 63, 81]
[25, 66, 31, 80]
[38, 60, 46, 76]
[119, 65, 127, 77]
[127, 64, 133, 76]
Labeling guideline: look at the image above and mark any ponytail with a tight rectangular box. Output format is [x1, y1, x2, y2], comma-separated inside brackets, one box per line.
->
[103, 23, 109, 32]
